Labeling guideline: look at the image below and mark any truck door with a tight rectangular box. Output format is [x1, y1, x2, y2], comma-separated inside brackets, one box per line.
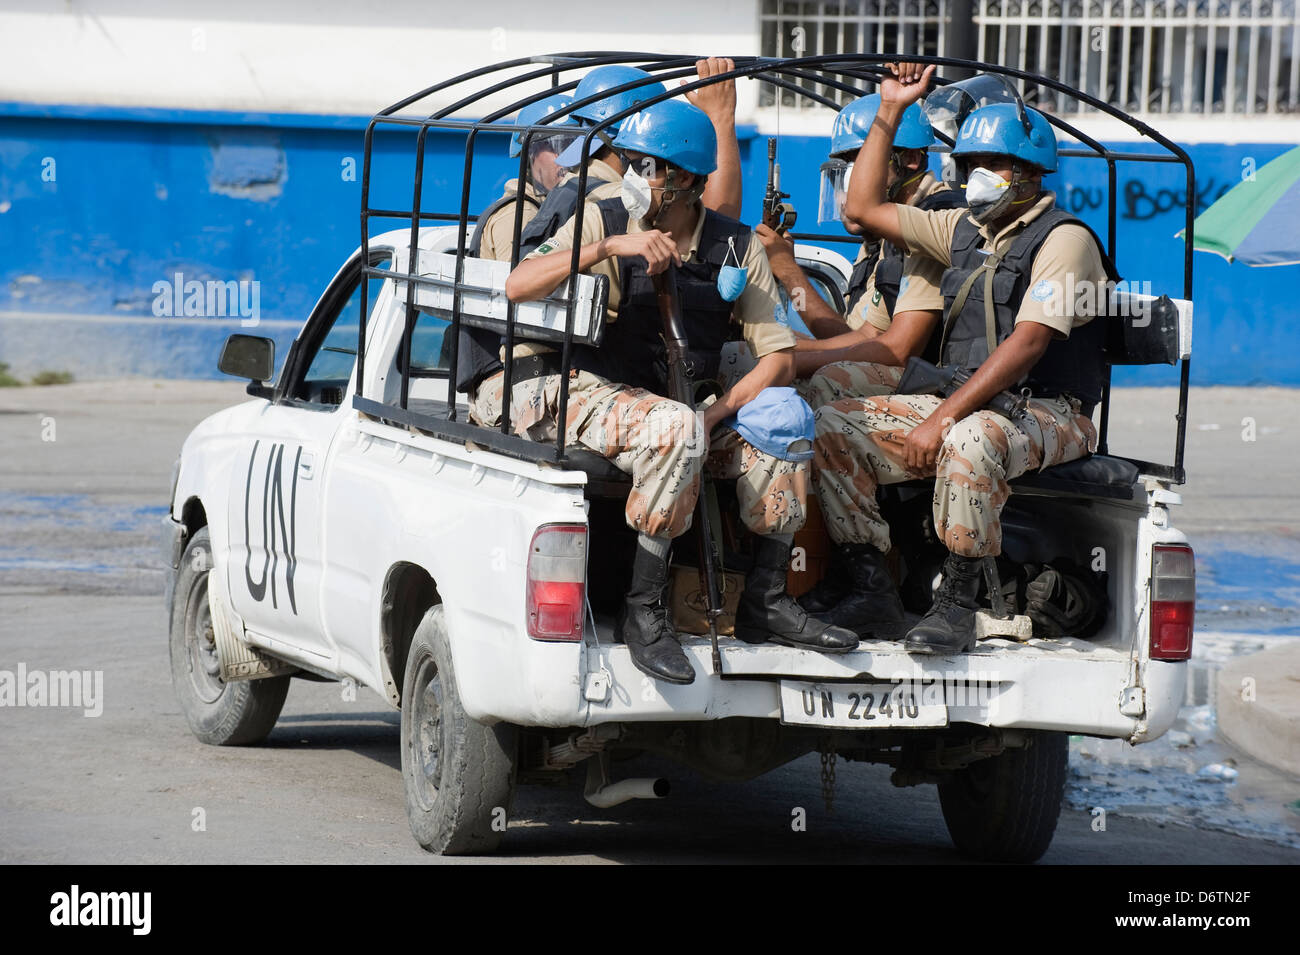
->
[225, 247, 392, 664]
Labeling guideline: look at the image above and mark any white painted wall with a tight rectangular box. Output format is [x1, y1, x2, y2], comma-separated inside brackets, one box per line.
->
[0, 1, 763, 118]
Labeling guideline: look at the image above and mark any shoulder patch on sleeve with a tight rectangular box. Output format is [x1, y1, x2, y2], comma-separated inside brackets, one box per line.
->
[1030, 279, 1055, 302]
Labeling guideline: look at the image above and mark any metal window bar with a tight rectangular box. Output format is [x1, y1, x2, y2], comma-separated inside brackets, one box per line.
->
[971, 0, 1298, 114]
[355, 52, 1195, 482]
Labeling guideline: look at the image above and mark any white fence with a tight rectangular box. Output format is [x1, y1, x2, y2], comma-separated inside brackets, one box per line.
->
[758, 0, 1300, 114]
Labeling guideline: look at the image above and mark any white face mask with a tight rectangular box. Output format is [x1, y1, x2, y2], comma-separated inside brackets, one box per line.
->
[621, 166, 653, 221]
[963, 166, 1014, 222]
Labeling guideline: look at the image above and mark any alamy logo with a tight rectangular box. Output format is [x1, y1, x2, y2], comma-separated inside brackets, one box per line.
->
[0, 664, 102, 717]
[50, 885, 151, 935]
[152, 272, 260, 327]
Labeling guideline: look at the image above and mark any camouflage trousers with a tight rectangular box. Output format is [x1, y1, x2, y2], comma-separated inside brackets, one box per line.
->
[812, 393, 1098, 558]
[805, 361, 903, 408]
[718, 341, 821, 404]
[470, 368, 809, 540]
[720, 344, 903, 409]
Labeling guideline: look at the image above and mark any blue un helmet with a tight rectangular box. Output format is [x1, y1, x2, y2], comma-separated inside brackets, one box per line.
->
[554, 65, 668, 167]
[612, 98, 717, 176]
[950, 102, 1057, 173]
[509, 92, 577, 158]
[829, 93, 935, 158]
[571, 65, 668, 130]
[819, 94, 936, 224]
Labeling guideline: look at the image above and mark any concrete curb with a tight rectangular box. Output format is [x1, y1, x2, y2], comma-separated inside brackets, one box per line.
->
[1215, 643, 1300, 777]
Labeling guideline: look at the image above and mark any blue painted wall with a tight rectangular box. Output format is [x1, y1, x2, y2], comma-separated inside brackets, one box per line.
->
[0, 102, 1292, 384]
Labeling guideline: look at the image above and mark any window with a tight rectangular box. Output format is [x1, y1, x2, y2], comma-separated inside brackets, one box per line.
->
[406, 308, 452, 377]
[758, 0, 1299, 116]
[287, 249, 391, 406]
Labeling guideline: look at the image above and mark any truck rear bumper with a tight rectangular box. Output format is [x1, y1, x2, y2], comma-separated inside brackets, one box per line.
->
[567, 635, 1185, 742]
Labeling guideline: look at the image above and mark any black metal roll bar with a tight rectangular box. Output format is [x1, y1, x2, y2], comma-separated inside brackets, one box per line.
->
[354, 51, 1193, 483]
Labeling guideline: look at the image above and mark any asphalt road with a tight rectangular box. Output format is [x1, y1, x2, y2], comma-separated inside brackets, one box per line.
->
[0, 380, 1296, 863]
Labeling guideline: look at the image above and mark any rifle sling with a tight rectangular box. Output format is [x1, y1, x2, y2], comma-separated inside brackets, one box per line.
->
[938, 244, 1006, 364]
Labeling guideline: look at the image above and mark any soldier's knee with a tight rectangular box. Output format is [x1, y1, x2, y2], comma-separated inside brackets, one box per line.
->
[645, 398, 701, 450]
[939, 415, 986, 460]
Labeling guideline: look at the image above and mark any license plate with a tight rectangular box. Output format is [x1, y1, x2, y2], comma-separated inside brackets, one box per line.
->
[779, 681, 948, 728]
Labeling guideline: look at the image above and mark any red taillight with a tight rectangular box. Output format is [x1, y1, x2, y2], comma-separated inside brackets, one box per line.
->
[526, 524, 586, 641]
[1150, 544, 1195, 661]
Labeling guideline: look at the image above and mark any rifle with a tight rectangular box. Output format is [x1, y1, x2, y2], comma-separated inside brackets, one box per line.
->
[895, 356, 1031, 422]
[762, 138, 797, 233]
[651, 265, 724, 676]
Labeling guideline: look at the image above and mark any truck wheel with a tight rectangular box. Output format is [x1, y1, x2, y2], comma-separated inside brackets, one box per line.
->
[169, 527, 290, 745]
[400, 605, 517, 854]
[937, 730, 1068, 863]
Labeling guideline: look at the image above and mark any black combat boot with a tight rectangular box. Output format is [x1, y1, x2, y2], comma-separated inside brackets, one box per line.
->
[796, 543, 852, 615]
[816, 543, 907, 639]
[904, 552, 984, 654]
[618, 541, 696, 685]
[734, 536, 859, 653]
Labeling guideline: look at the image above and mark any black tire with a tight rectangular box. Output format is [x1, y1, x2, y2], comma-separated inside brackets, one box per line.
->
[937, 730, 1068, 863]
[168, 526, 290, 745]
[400, 605, 517, 854]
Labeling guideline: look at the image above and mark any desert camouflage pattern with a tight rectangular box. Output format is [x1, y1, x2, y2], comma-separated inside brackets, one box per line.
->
[706, 427, 809, 536]
[813, 393, 1096, 557]
[472, 368, 808, 539]
[718, 340, 818, 405]
[805, 361, 903, 409]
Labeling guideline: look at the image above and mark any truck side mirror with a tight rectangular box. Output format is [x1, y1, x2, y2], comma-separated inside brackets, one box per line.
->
[218, 334, 276, 398]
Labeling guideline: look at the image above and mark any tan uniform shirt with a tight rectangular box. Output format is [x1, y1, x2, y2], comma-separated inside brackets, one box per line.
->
[846, 172, 950, 332]
[477, 178, 543, 263]
[523, 199, 794, 362]
[896, 191, 1109, 337]
[558, 156, 624, 202]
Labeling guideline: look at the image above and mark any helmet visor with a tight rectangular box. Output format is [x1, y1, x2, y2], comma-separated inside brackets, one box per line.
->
[817, 158, 854, 226]
[528, 132, 577, 161]
[924, 75, 1030, 140]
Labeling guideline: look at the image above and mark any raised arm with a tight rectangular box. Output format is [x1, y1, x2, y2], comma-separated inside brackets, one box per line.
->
[842, 62, 936, 247]
[685, 57, 743, 218]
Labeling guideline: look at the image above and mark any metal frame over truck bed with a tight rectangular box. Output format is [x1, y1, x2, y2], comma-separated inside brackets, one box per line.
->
[352, 51, 1195, 485]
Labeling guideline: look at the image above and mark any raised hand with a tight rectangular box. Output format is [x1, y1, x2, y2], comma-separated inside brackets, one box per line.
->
[880, 62, 935, 110]
[683, 57, 737, 126]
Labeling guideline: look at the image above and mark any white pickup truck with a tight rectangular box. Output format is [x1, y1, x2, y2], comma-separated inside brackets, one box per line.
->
[165, 219, 1197, 861]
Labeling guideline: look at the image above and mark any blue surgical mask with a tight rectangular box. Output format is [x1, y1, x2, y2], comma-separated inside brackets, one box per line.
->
[717, 237, 747, 302]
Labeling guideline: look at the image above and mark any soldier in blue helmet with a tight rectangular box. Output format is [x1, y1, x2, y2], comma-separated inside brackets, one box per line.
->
[460, 93, 578, 425]
[471, 93, 577, 264]
[499, 97, 858, 685]
[809, 62, 1119, 654]
[751, 93, 965, 406]
[518, 58, 744, 259]
[462, 60, 745, 417]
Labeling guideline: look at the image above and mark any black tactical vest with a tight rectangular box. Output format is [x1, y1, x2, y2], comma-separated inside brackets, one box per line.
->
[566, 198, 751, 395]
[516, 173, 614, 259]
[456, 189, 542, 394]
[938, 205, 1120, 410]
[872, 187, 966, 318]
[845, 239, 881, 311]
